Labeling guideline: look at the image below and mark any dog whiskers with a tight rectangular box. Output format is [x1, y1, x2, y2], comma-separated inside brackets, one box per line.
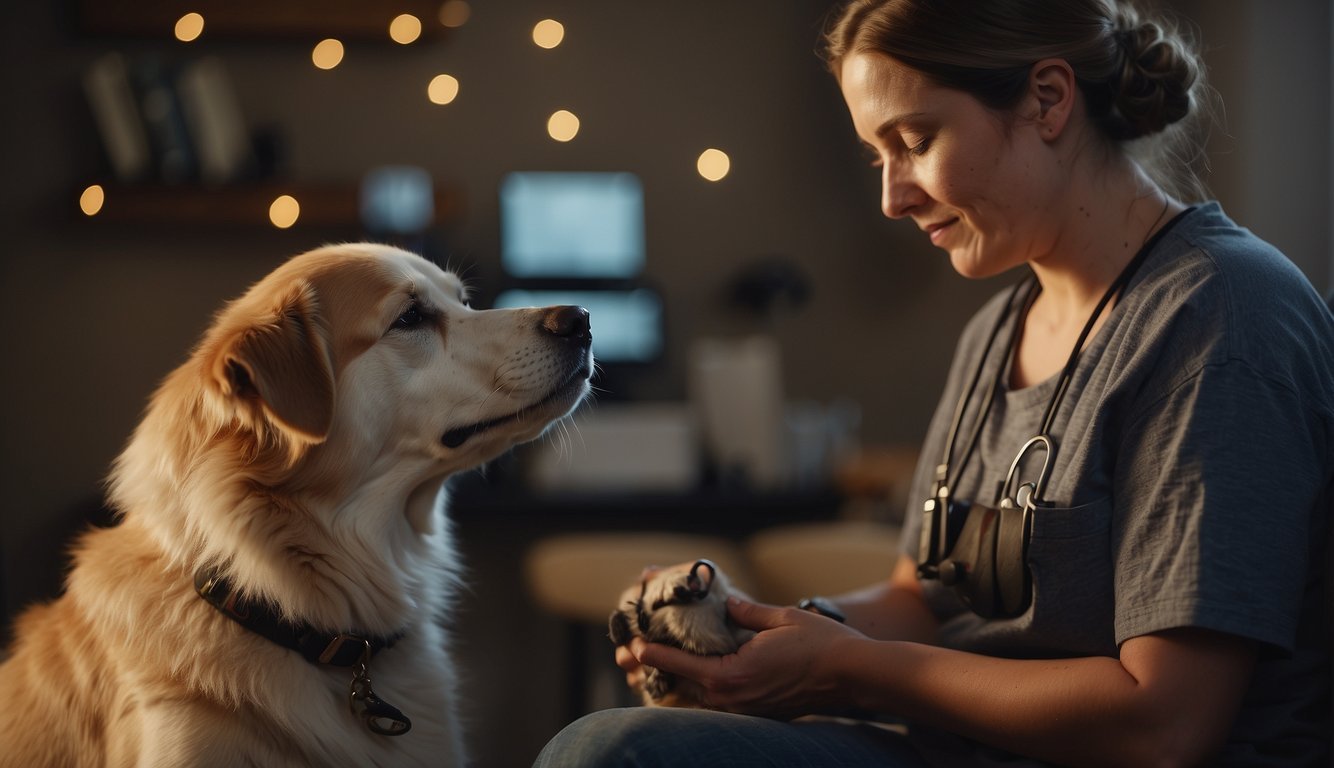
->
[550, 421, 571, 463]
[539, 420, 570, 465]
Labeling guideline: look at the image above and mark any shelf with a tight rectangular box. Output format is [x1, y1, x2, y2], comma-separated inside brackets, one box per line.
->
[79, 181, 462, 230]
[77, 0, 454, 42]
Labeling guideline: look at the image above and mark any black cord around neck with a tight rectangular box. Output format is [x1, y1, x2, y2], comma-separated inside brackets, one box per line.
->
[937, 276, 1037, 495]
[936, 205, 1194, 498]
[1035, 205, 1191, 437]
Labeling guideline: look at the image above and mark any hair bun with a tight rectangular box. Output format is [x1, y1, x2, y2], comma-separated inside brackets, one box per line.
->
[1107, 14, 1199, 140]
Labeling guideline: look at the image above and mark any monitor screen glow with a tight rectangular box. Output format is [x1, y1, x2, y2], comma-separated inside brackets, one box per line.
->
[500, 172, 645, 278]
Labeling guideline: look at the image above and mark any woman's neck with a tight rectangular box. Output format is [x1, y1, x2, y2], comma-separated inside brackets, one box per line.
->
[1027, 160, 1181, 330]
[1008, 159, 1184, 389]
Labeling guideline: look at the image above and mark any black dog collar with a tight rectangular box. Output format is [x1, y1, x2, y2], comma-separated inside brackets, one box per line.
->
[194, 567, 402, 667]
[195, 567, 413, 736]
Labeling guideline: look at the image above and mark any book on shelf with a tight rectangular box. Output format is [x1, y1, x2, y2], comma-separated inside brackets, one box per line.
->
[130, 55, 198, 184]
[82, 52, 152, 183]
[83, 52, 256, 186]
[176, 56, 254, 185]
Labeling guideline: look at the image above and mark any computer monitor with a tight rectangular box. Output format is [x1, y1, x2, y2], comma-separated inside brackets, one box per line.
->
[499, 171, 645, 278]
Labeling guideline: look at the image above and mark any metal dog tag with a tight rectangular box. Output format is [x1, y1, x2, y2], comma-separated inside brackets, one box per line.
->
[349, 659, 412, 736]
[353, 690, 412, 736]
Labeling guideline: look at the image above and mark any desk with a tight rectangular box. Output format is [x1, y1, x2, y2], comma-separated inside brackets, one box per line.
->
[446, 472, 843, 538]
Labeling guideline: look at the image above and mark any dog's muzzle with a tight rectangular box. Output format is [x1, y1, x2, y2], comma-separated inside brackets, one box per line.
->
[440, 305, 592, 449]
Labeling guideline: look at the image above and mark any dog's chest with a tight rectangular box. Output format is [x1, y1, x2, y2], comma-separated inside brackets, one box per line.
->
[267, 644, 464, 766]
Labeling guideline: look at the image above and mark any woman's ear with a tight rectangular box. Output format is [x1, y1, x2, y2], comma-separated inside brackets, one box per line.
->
[1027, 58, 1078, 141]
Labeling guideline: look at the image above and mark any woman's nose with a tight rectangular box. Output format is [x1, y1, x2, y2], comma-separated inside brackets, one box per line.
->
[881, 161, 922, 219]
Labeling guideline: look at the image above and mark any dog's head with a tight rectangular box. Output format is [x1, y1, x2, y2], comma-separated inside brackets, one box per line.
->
[608, 560, 754, 706]
[110, 244, 592, 628]
[195, 243, 593, 477]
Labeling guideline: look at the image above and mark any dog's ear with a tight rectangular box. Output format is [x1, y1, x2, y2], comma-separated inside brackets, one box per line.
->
[214, 280, 334, 443]
[609, 610, 634, 646]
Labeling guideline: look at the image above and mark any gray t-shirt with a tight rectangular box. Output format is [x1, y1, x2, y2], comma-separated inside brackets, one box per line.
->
[900, 203, 1332, 765]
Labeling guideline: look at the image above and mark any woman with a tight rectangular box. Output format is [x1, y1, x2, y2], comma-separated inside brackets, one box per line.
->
[536, 0, 1333, 765]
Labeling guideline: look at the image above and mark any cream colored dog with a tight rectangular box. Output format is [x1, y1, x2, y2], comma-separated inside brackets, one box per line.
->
[0, 243, 592, 766]
[608, 560, 754, 708]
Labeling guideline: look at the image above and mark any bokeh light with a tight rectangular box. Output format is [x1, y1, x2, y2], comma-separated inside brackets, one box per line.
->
[428, 74, 460, 105]
[312, 39, 344, 70]
[533, 19, 565, 49]
[174, 13, 204, 42]
[79, 185, 105, 216]
[697, 148, 731, 181]
[438, 0, 471, 28]
[389, 14, 423, 44]
[547, 110, 580, 142]
[269, 195, 300, 229]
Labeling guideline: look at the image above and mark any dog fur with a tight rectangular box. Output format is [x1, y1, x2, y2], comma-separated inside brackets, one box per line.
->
[608, 561, 754, 708]
[0, 243, 592, 766]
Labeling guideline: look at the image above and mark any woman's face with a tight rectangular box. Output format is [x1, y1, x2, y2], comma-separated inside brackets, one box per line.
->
[840, 52, 1060, 278]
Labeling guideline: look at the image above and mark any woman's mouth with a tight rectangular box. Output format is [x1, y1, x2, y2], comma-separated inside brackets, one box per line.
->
[925, 218, 959, 245]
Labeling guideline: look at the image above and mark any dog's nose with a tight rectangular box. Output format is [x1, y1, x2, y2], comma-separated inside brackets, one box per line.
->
[541, 305, 591, 341]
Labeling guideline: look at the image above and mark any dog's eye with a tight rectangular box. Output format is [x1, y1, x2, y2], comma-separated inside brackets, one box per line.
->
[392, 303, 427, 331]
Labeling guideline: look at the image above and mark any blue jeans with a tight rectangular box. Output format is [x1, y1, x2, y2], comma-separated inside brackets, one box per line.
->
[533, 707, 930, 767]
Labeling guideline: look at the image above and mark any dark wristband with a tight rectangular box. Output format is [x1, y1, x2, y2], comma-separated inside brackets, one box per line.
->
[796, 596, 846, 623]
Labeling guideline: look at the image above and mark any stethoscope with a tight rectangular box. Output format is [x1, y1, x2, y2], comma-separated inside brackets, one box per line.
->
[928, 206, 1191, 559]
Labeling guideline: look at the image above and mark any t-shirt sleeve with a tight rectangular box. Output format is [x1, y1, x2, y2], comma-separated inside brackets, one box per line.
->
[1111, 358, 1323, 651]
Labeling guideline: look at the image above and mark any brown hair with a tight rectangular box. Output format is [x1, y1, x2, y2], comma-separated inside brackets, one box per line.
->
[823, 0, 1214, 200]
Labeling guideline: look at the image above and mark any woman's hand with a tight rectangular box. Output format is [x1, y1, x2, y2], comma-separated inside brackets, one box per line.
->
[627, 596, 864, 719]
[614, 642, 648, 694]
